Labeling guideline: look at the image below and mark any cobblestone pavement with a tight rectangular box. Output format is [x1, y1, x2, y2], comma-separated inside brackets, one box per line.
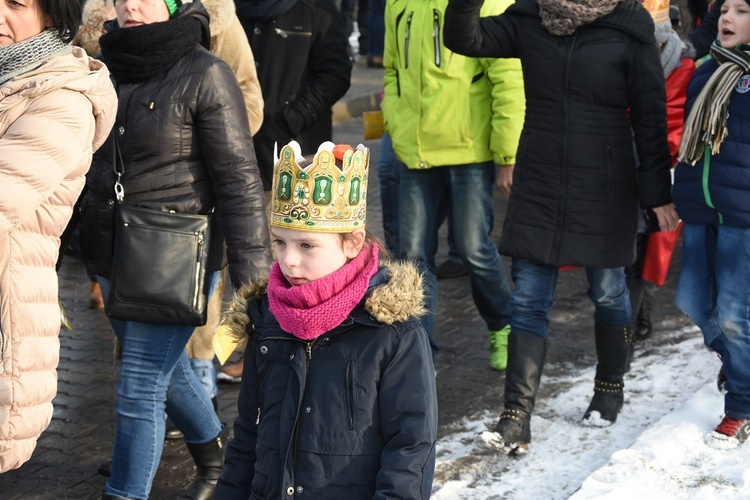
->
[0, 58, 693, 498]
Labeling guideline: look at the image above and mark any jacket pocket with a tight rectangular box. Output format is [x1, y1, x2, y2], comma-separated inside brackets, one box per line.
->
[346, 359, 358, 431]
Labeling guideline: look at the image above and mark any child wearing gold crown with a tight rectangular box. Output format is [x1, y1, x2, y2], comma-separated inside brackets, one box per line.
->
[214, 141, 437, 498]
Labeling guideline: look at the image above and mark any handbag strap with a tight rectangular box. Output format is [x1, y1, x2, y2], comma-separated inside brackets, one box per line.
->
[112, 131, 126, 202]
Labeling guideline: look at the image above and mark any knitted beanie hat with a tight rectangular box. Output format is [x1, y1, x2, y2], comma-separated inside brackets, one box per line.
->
[113, 0, 192, 17]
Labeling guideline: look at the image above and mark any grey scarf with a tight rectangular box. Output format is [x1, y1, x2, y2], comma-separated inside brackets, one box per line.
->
[656, 23, 682, 79]
[0, 29, 69, 86]
[537, 0, 624, 37]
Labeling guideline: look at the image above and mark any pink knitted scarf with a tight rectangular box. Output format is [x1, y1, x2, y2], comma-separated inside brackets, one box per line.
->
[267, 244, 380, 340]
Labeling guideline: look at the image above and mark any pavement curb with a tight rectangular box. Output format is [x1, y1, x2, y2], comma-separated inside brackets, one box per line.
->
[332, 91, 381, 124]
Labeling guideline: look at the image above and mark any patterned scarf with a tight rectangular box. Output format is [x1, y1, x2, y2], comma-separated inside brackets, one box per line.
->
[678, 41, 750, 165]
[267, 244, 380, 341]
[537, 0, 624, 36]
[0, 29, 69, 86]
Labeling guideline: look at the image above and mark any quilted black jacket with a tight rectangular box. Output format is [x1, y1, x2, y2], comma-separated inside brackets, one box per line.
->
[445, 0, 673, 267]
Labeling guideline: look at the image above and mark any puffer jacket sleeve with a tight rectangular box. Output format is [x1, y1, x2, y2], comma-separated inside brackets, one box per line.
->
[627, 39, 673, 210]
[484, 55, 524, 165]
[0, 91, 94, 240]
[375, 321, 437, 499]
[215, 329, 260, 498]
[444, 0, 520, 59]
[382, 0, 398, 133]
[280, 0, 352, 136]
[195, 59, 272, 289]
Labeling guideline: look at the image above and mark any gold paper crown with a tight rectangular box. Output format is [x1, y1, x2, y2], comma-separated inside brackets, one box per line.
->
[270, 141, 369, 233]
[641, 0, 670, 25]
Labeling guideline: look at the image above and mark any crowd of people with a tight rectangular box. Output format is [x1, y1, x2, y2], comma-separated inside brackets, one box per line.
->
[2, 0, 750, 498]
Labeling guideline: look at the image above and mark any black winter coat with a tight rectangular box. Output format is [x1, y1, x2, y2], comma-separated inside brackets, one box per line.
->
[215, 262, 437, 499]
[80, 6, 271, 288]
[237, 0, 352, 190]
[445, 0, 673, 267]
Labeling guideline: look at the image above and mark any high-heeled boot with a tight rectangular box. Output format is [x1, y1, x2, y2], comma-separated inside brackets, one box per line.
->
[179, 429, 226, 500]
[481, 333, 548, 455]
[583, 321, 632, 426]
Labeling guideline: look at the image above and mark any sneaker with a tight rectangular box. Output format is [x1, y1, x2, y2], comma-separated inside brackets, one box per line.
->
[705, 415, 750, 450]
[479, 410, 530, 455]
[217, 359, 243, 383]
[489, 326, 510, 371]
[435, 259, 467, 280]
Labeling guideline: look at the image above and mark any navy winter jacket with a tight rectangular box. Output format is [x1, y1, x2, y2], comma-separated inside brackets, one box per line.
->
[215, 262, 437, 499]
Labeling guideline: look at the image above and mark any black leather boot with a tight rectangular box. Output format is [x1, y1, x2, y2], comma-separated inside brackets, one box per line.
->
[636, 285, 654, 340]
[483, 334, 548, 455]
[583, 322, 631, 426]
[179, 429, 226, 500]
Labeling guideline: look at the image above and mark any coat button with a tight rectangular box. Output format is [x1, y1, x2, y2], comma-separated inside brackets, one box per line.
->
[289, 353, 295, 360]
[297, 486, 304, 494]
[254, 27, 261, 35]
[118, 125, 124, 135]
[286, 486, 294, 496]
[260, 346, 268, 354]
[305, 406, 311, 413]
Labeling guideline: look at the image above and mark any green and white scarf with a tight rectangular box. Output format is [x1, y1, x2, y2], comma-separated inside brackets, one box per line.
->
[0, 29, 69, 86]
[679, 40, 750, 165]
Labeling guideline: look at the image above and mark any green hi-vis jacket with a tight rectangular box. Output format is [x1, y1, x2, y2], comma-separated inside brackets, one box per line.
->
[383, 0, 525, 170]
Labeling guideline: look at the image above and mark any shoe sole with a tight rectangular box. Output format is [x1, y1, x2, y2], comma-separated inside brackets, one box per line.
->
[216, 372, 242, 383]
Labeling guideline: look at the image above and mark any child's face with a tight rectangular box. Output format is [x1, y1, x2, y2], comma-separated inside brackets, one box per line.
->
[719, 0, 750, 48]
[272, 227, 363, 286]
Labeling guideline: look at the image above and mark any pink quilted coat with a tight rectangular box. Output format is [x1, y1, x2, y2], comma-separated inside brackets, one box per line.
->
[0, 47, 116, 472]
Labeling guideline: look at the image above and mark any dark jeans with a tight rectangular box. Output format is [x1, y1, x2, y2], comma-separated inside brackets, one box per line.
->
[399, 162, 513, 354]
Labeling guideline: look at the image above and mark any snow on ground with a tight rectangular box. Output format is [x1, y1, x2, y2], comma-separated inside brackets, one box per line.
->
[430, 325, 748, 499]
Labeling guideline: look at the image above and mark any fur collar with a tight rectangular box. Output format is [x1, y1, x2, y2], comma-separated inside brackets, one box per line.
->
[219, 260, 426, 343]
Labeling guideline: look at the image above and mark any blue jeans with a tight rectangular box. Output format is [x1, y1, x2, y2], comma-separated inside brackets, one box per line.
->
[378, 133, 402, 253]
[99, 275, 222, 500]
[510, 259, 632, 338]
[399, 162, 513, 353]
[676, 223, 750, 419]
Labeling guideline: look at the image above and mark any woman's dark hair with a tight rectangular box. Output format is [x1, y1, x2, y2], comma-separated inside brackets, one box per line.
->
[38, 0, 84, 43]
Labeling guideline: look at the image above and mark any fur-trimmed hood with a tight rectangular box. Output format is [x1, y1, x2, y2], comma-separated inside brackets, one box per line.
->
[75, 0, 238, 56]
[219, 260, 426, 342]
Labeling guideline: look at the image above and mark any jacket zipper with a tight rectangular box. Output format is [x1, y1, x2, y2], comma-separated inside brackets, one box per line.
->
[291, 339, 316, 491]
[701, 145, 723, 224]
[404, 12, 414, 68]
[433, 9, 442, 67]
[192, 232, 205, 309]
[550, 34, 577, 262]
[0, 290, 4, 371]
[275, 28, 312, 38]
[346, 360, 358, 429]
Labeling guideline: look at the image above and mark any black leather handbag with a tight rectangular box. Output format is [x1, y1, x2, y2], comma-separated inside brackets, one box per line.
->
[105, 135, 213, 326]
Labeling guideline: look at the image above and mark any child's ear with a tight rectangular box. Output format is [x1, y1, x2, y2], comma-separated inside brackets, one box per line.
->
[344, 229, 367, 259]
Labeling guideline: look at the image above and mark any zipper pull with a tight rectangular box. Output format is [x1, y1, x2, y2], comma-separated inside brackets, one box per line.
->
[275, 28, 288, 39]
[256, 407, 261, 425]
[306, 342, 313, 361]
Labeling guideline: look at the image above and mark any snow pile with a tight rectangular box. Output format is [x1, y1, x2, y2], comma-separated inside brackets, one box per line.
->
[431, 326, 746, 499]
